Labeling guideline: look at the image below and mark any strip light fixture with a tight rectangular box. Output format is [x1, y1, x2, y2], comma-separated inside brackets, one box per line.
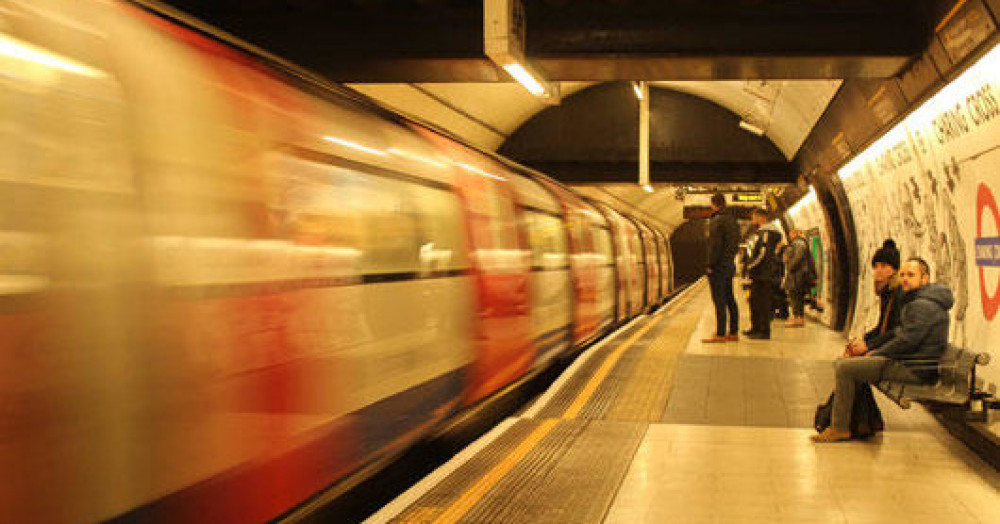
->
[738, 119, 766, 136]
[485, 0, 560, 102]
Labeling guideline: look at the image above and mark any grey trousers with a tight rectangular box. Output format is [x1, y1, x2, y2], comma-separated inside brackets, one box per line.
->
[832, 356, 921, 432]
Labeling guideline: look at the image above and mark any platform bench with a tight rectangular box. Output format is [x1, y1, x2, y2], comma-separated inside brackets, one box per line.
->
[875, 344, 993, 416]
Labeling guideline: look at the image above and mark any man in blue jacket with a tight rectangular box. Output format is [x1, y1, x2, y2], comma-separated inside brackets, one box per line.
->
[814, 257, 953, 442]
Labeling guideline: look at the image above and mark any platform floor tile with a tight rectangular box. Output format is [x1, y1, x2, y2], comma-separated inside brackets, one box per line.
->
[605, 423, 1000, 524]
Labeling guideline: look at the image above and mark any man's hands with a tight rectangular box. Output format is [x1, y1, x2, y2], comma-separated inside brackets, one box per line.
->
[844, 339, 868, 357]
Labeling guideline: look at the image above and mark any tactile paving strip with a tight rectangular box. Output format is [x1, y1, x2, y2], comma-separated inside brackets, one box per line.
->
[535, 287, 707, 421]
[390, 419, 645, 524]
[380, 284, 708, 524]
[531, 321, 649, 420]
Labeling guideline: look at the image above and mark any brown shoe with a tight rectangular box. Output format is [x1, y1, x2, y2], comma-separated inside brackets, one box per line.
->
[725, 334, 739, 341]
[811, 428, 852, 443]
[701, 336, 728, 343]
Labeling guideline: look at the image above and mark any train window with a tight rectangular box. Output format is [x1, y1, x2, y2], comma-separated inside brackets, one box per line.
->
[0, 31, 129, 192]
[409, 184, 470, 271]
[567, 213, 593, 253]
[593, 227, 614, 262]
[524, 211, 568, 270]
[271, 156, 425, 275]
[462, 178, 525, 273]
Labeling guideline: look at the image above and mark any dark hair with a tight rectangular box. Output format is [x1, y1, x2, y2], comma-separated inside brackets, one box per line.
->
[907, 256, 930, 277]
[750, 207, 769, 218]
[711, 193, 726, 208]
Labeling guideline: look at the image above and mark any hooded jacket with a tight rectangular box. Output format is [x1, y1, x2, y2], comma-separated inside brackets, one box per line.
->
[706, 207, 741, 275]
[745, 222, 782, 281]
[869, 283, 954, 382]
[783, 236, 811, 291]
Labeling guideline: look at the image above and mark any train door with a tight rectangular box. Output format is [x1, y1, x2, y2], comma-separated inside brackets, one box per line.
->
[508, 174, 573, 368]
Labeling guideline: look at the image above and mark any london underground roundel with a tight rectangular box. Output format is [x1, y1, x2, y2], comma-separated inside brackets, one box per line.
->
[976, 183, 1000, 320]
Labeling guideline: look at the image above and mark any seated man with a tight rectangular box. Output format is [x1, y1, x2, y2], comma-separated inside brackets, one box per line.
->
[813, 257, 953, 442]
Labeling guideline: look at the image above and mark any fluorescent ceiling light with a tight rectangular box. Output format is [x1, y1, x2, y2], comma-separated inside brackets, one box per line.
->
[738, 119, 765, 136]
[502, 63, 545, 96]
[633, 82, 644, 100]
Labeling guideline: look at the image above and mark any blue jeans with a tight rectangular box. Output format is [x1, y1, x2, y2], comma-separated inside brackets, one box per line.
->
[708, 272, 738, 336]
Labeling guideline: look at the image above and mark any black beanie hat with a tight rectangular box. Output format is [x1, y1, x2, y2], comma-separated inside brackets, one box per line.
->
[872, 239, 900, 270]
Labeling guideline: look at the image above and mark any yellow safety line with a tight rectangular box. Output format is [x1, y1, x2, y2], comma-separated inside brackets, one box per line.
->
[426, 284, 702, 523]
[561, 315, 664, 419]
[561, 286, 699, 420]
[430, 418, 561, 524]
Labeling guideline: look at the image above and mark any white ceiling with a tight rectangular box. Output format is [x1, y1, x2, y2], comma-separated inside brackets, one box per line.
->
[348, 80, 840, 158]
[346, 79, 842, 233]
[652, 80, 842, 159]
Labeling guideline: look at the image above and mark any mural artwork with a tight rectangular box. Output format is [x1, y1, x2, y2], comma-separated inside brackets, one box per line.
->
[839, 43, 1000, 391]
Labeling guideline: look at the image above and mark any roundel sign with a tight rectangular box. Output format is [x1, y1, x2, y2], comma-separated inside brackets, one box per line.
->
[976, 183, 1000, 320]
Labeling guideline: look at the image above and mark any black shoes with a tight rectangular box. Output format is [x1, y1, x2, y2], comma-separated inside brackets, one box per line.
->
[742, 329, 771, 339]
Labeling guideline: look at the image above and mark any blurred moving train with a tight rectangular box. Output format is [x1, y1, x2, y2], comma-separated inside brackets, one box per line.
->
[0, 1, 675, 521]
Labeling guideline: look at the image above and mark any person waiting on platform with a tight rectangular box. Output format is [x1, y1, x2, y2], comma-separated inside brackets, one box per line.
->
[846, 239, 903, 357]
[813, 258, 953, 442]
[742, 208, 782, 340]
[772, 242, 790, 320]
[782, 229, 811, 327]
[702, 193, 741, 343]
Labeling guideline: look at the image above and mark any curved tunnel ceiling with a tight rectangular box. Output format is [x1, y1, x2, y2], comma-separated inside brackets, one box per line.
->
[346, 80, 840, 235]
[346, 80, 840, 159]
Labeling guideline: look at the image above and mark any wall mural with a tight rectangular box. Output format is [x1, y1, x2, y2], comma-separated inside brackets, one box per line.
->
[839, 43, 1000, 392]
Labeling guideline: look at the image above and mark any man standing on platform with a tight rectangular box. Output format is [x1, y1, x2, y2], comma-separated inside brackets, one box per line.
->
[702, 193, 741, 343]
[782, 229, 811, 327]
[743, 208, 782, 340]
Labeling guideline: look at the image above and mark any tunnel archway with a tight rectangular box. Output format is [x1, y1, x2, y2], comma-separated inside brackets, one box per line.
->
[498, 82, 793, 187]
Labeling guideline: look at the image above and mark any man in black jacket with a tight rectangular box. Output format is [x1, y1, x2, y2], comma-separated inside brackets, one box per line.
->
[702, 193, 741, 343]
[814, 258, 953, 442]
[743, 208, 782, 339]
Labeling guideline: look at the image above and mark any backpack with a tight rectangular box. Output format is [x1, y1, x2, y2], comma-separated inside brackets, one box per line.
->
[814, 383, 884, 438]
[799, 238, 818, 286]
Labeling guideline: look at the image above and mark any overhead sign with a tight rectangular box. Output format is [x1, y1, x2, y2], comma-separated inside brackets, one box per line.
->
[732, 193, 764, 203]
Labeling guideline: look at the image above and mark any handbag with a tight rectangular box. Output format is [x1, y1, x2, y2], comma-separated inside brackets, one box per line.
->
[814, 383, 884, 438]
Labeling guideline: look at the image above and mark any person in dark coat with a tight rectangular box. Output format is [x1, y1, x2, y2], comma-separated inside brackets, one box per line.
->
[742, 208, 782, 339]
[847, 239, 903, 357]
[702, 193, 741, 343]
[772, 242, 790, 320]
[814, 257, 953, 442]
[782, 229, 811, 327]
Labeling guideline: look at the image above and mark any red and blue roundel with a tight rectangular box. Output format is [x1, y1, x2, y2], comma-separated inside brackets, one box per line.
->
[976, 183, 1000, 320]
